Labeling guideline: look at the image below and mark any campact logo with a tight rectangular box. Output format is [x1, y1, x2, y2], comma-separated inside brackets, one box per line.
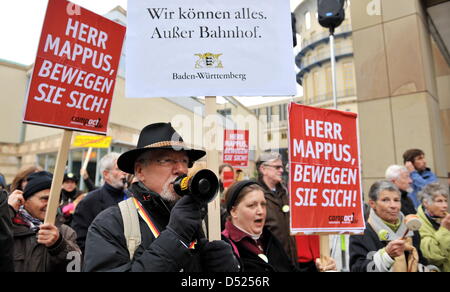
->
[328, 213, 358, 224]
[71, 116, 103, 128]
[195, 53, 223, 69]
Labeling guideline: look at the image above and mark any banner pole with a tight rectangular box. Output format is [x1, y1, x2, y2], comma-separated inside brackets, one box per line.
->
[319, 28, 339, 269]
[44, 130, 73, 225]
[81, 147, 93, 171]
[205, 96, 221, 241]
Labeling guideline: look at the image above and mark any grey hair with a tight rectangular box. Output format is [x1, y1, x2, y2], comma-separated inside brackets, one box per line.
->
[256, 152, 282, 178]
[100, 152, 121, 174]
[385, 165, 408, 180]
[418, 182, 449, 205]
[368, 180, 400, 201]
[256, 152, 282, 168]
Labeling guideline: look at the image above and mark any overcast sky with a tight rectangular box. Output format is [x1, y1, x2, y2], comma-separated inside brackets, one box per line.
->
[0, 0, 303, 105]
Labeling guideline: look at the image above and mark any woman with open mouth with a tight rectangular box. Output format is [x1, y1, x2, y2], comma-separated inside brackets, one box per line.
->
[222, 180, 336, 272]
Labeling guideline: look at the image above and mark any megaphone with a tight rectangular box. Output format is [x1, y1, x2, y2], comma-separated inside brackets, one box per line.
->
[173, 169, 219, 203]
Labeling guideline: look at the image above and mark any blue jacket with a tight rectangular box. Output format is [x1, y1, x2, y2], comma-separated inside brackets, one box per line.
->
[408, 168, 437, 208]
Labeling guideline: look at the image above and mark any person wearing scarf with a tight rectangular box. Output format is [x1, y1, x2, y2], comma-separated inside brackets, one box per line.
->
[8, 171, 81, 272]
[416, 182, 450, 272]
[350, 180, 429, 272]
[222, 180, 336, 272]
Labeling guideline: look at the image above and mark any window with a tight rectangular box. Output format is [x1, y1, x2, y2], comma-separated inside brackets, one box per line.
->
[218, 108, 231, 117]
[266, 106, 272, 123]
[305, 11, 311, 30]
[279, 104, 288, 121]
[36, 153, 57, 173]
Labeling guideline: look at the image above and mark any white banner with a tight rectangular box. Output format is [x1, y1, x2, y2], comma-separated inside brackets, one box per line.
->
[126, 0, 297, 98]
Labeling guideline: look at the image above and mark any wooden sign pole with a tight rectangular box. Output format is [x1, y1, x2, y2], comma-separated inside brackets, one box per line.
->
[320, 234, 330, 270]
[44, 130, 72, 225]
[205, 96, 221, 241]
[81, 147, 93, 171]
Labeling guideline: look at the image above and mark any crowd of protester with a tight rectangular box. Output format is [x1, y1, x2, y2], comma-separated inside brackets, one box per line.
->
[0, 123, 449, 272]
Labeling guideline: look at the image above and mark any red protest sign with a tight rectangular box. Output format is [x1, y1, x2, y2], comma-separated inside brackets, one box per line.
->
[23, 0, 125, 135]
[223, 130, 249, 167]
[222, 171, 235, 189]
[288, 103, 365, 234]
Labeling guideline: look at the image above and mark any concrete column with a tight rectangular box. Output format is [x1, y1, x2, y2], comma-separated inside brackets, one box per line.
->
[350, 0, 448, 194]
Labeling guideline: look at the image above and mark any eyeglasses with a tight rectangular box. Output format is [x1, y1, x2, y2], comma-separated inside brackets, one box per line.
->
[152, 158, 189, 168]
[263, 164, 284, 170]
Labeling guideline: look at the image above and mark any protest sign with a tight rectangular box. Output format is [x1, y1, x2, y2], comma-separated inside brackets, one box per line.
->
[73, 135, 112, 148]
[23, 0, 125, 135]
[22, 0, 125, 225]
[289, 103, 365, 234]
[223, 130, 249, 167]
[222, 171, 235, 189]
[126, 0, 296, 97]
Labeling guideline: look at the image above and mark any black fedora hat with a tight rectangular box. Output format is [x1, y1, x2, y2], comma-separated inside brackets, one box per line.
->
[117, 123, 206, 174]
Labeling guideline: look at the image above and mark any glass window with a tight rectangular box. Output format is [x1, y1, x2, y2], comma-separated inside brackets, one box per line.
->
[266, 106, 272, 123]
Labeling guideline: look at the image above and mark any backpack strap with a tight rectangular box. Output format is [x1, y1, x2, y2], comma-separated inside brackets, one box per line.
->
[119, 198, 142, 260]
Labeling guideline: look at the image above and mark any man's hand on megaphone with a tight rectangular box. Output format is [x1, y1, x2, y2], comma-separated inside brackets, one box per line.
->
[167, 195, 202, 245]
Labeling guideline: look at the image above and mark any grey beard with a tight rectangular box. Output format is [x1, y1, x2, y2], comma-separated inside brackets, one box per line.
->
[159, 178, 180, 203]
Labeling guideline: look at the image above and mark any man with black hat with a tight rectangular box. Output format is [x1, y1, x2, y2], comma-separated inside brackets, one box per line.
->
[7, 171, 80, 272]
[83, 123, 239, 272]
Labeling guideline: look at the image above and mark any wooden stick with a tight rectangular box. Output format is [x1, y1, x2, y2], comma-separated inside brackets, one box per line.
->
[320, 235, 330, 271]
[205, 96, 221, 241]
[81, 147, 93, 170]
[401, 228, 410, 240]
[44, 130, 72, 225]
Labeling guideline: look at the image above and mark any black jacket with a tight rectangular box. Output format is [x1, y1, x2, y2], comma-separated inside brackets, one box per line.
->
[400, 190, 416, 216]
[223, 225, 298, 272]
[0, 191, 14, 272]
[71, 183, 125, 252]
[349, 224, 427, 272]
[83, 183, 217, 272]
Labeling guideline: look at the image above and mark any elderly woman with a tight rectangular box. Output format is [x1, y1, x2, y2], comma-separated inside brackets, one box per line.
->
[417, 182, 450, 272]
[222, 180, 335, 272]
[350, 180, 428, 272]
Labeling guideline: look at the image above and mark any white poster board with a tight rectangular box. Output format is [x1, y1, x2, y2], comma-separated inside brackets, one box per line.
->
[126, 0, 296, 97]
